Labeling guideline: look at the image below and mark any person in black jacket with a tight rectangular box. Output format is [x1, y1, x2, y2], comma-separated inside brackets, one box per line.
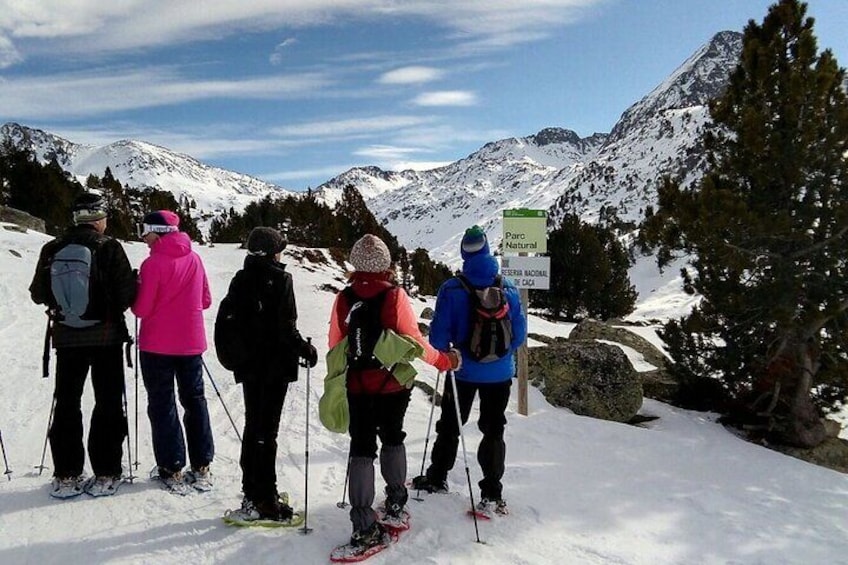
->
[29, 192, 137, 498]
[221, 226, 317, 523]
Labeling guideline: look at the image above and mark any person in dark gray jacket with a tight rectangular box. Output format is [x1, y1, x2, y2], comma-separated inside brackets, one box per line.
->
[29, 192, 137, 498]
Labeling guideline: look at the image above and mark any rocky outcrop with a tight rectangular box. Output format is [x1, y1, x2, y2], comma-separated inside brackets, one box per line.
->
[568, 319, 679, 403]
[569, 319, 667, 368]
[0, 206, 46, 233]
[528, 340, 643, 423]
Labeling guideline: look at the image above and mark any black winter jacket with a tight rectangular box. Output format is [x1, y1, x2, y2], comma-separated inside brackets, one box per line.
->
[29, 224, 137, 348]
[226, 255, 305, 384]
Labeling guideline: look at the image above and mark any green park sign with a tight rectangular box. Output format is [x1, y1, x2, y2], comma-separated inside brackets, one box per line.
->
[502, 209, 547, 254]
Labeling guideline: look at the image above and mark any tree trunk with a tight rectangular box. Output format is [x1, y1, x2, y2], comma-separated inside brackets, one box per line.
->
[777, 346, 826, 448]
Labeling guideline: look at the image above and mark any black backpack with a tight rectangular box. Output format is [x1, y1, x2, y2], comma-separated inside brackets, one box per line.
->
[456, 274, 513, 363]
[344, 286, 392, 371]
[49, 241, 103, 328]
[214, 275, 265, 372]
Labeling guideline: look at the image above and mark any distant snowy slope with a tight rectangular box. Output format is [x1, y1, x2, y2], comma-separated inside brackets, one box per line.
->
[326, 128, 607, 265]
[0, 123, 292, 221]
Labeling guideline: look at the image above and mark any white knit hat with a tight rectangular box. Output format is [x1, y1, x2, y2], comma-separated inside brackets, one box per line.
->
[349, 235, 391, 273]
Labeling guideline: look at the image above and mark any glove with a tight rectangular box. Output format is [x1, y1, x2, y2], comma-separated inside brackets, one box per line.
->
[447, 348, 462, 371]
[300, 340, 318, 368]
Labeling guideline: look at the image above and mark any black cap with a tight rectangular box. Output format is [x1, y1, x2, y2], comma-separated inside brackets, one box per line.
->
[247, 227, 287, 256]
[72, 193, 108, 224]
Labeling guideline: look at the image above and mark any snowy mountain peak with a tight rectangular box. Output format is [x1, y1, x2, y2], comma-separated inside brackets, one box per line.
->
[609, 31, 742, 143]
[1, 122, 85, 169]
[314, 166, 427, 206]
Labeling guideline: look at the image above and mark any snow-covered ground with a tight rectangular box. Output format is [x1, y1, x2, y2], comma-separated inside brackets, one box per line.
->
[0, 223, 846, 564]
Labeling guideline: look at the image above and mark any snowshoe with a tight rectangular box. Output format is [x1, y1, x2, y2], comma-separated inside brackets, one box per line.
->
[50, 475, 86, 499]
[471, 497, 508, 519]
[185, 465, 213, 492]
[84, 475, 123, 497]
[330, 522, 396, 563]
[223, 493, 305, 528]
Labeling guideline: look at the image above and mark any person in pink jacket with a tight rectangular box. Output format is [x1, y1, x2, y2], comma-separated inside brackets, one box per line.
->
[132, 210, 214, 495]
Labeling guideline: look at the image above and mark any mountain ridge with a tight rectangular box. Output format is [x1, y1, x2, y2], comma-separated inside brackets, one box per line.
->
[1, 31, 745, 262]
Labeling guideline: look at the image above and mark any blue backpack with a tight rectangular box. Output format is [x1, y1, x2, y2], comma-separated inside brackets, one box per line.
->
[50, 243, 101, 328]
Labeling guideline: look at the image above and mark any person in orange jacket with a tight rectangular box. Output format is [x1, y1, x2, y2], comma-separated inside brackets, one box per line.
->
[328, 234, 459, 555]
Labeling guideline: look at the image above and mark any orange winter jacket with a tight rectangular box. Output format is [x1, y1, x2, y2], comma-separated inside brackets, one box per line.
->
[328, 272, 450, 394]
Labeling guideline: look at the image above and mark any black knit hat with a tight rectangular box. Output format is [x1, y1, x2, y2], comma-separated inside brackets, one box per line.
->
[247, 227, 287, 256]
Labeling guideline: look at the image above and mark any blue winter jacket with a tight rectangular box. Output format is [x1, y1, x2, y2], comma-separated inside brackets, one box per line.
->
[429, 252, 527, 384]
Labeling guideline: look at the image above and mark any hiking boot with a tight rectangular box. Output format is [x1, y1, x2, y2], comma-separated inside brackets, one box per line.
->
[224, 497, 261, 522]
[255, 498, 295, 522]
[84, 475, 123, 497]
[476, 497, 509, 517]
[50, 475, 85, 499]
[411, 474, 448, 494]
[377, 499, 411, 531]
[350, 521, 389, 549]
[185, 465, 213, 492]
[157, 467, 190, 496]
[384, 500, 404, 519]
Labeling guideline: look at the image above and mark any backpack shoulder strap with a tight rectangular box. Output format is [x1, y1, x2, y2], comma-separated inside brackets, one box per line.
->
[455, 274, 484, 307]
[455, 274, 473, 292]
[342, 286, 358, 303]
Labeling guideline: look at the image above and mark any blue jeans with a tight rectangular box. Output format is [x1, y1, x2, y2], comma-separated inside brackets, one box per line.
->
[140, 352, 214, 473]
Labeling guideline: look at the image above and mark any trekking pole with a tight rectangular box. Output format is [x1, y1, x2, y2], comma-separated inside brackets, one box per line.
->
[42, 315, 52, 379]
[0, 430, 12, 480]
[121, 380, 135, 483]
[133, 317, 139, 470]
[450, 371, 483, 544]
[299, 337, 314, 535]
[414, 370, 443, 502]
[200, 359, 242, 443]
[336, 454, 350, 509]
[36, 395, 57, 476]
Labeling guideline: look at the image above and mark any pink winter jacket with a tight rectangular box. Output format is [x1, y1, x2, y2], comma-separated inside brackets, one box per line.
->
[132, 232, 212, 355]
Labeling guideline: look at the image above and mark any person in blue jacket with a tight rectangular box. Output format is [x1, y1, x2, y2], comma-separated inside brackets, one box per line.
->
[412, 225, 527, 516]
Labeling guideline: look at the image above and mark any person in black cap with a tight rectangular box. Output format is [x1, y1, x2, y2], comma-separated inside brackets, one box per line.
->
[219, 226, 318, 524]
[29, 191, 137, 498]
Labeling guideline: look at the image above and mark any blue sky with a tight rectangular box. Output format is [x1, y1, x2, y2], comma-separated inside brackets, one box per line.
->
[1, 1, 846, 191]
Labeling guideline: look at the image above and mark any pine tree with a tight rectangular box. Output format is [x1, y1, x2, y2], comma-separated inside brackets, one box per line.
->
[643, 0, 848, 447]
[97, 168, 136, 240]
[533, 213, 636, 320]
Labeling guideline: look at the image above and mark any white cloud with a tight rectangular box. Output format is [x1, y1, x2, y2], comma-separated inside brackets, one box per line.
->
[0, 34, 22, 68]
[0, 1, 606, 55]
[269, 37, 298, 65]
[378, 66, 443, 84]
[263, 164, 354, 183]
[269, 115, 436, 138]
[0, 67, 334, 118]
[412, 90, 477, 106]
[352, 145, 451, 172]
